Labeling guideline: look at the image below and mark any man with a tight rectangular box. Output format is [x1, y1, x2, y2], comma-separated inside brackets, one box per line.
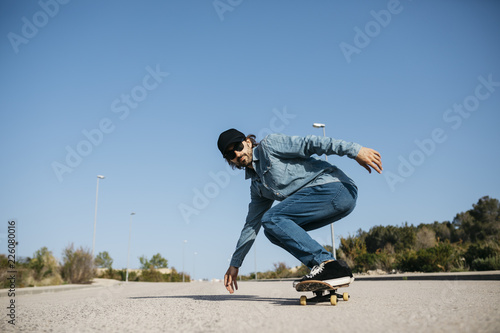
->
[217, 129, 382, 294]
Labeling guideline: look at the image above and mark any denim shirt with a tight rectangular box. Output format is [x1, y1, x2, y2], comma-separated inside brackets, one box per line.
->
[229, 133, 362, 268]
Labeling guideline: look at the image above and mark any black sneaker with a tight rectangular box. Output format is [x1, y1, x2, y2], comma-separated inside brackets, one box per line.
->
[293, 260, 354, 288]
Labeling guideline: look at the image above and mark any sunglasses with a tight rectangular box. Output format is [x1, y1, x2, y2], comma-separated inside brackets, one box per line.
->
[224, 142, 244, 160]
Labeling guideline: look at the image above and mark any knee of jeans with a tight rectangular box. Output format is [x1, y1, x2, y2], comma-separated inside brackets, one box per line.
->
[261, 211, 274, 227]
[332, 194, 357, 216]
[344, 200, 356, 216]
[263, 229, 280, 246]
[261, 212, 284, 239]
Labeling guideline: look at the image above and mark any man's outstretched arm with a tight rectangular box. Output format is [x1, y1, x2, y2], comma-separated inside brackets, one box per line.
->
[355, 147, 383, 174]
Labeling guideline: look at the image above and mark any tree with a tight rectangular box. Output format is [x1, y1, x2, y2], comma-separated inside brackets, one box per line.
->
[95, 251, 113, 269]
[150, 253, 168, 268]
[139, 253, 168, 270]
[429, 221, 452, 242]
[469, 196, 500, 241]
[29, 247, 59, 281]
[454, 196, 500, 242]
[139, 255, 150, 269]
[339, 234, 367, 268]
[415, 226, 436, 250]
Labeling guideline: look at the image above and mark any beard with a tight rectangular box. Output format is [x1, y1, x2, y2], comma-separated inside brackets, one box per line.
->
[235, 153, 252, 168]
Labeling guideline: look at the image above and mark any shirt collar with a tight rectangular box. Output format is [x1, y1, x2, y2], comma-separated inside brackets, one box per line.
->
[245, 146, 259, 179]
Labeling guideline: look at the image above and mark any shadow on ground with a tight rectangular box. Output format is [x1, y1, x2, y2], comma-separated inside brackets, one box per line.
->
[128, 294, 298, 306]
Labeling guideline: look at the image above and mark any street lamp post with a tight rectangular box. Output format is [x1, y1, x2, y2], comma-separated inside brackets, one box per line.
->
[182, 240, 187, 282]
[312, 123, 336, 259]
[126, 212, 135, 283]
[254, 242, 258, 280]
[92, 175, 105, 259]
[193, 252, 197, 282]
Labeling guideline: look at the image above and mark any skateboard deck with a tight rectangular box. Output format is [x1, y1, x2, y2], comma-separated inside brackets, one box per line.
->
[295, 280, 351, 306]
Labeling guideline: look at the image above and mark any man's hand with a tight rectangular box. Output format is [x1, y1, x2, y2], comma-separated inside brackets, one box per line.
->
[224, 266, 239, 294]
[355, 147, 383, 174]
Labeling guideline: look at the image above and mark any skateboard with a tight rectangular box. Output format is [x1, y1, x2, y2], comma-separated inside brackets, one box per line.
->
[295, 280, 351, 306]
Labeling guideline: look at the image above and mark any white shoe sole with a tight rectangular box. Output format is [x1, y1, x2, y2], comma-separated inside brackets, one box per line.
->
[323, 276, 353, 287]
[293, 276, 354, 288]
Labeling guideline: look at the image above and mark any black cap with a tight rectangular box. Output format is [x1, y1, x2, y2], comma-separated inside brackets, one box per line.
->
[217, 128, 246, 156]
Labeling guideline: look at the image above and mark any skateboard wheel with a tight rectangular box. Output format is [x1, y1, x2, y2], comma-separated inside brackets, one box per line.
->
[343, 292, 349, 301]
[300, 295, 307, 306]
[330, 295, 337, 306]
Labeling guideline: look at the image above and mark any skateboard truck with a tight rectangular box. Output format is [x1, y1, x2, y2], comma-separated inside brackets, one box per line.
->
[299, 289, 349, 306]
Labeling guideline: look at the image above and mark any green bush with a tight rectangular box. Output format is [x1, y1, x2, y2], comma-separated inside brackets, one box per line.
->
[418, 242, 453, 272]
[471, 256, 500, 271]
[397, 250, 419, 272]
[137, 268, 190, 282]
[375, 251, 396, 272]
[397, 242, 459, 272]
[61, 244, 94, 284]
[1, 267, 32, 288]
[464, 243, 499, 268]
[28, 247, 63, 286]
[97, 268, 125, 280]
[139, 269, 164, 282]
[353, 253, 378, 272]
[117, 269, 138, 281]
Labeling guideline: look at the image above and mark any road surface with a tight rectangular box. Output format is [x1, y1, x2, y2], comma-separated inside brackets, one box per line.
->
[2, 279, 499, 332]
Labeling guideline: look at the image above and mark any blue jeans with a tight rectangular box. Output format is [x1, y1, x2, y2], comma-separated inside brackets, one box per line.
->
[261, 182, 357, 268]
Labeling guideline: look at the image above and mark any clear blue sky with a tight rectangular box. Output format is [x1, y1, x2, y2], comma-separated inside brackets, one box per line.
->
[1, 0, 499, 281]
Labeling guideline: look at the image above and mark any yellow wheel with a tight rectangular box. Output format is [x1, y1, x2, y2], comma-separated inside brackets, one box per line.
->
[330, 295, 337, 306]
[343, 292, 349, 301]
[300, 295, 307, 306]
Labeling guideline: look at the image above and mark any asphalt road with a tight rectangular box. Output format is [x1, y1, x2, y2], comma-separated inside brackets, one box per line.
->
[2, 279, 500, 332]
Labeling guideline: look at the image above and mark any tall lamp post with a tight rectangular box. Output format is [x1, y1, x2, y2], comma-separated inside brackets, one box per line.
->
[126, 212, 135, 282]
[254, 243, 258, 280]
[312, 123, 336, 259]
[193, 252, 197, 282]
[92, 175, 105, 258]
[182, 240, 187, 282]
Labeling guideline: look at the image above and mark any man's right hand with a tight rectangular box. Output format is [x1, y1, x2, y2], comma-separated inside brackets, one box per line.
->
[355, 147, 383, 174]
[224, 266, 239, 294]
